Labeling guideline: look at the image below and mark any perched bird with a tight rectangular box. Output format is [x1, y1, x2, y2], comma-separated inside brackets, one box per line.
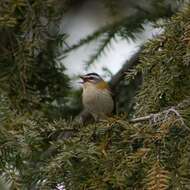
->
[80, 73, 114, 121]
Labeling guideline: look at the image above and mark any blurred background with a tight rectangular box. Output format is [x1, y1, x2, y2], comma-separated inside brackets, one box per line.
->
[60, 1, 162, 82]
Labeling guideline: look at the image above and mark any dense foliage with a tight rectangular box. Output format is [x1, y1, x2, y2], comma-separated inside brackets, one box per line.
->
[0, 0, 190, 189]
[0, 0, 72, 118]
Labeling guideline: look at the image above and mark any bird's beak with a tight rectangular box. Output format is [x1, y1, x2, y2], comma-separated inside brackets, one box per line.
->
[80, 75, 84, 80]
[79, 75, 85, 84]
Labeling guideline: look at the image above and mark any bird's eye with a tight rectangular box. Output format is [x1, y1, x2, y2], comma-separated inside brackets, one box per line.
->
[88, 77, 94, 80]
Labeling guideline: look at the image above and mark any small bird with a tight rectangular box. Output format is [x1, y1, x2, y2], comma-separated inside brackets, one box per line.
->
[80, 73, 114, 121]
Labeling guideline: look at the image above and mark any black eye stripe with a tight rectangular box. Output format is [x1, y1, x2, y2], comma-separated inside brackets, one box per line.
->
[85, 76, 96, 80]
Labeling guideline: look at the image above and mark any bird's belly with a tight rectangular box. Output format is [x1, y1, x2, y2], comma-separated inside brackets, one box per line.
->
[83, 89, 114, 116]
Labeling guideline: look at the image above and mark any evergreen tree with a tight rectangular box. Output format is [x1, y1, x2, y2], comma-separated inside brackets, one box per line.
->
[0, 0, 73, 118]
[0, 0, 189, 189]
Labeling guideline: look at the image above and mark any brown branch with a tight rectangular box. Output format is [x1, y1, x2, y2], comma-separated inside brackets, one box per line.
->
[130, 104, 190, 132]
[130, 115, 152, 123]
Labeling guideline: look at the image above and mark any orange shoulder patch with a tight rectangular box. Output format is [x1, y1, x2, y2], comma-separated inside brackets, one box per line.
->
[96, 81, 110, 90]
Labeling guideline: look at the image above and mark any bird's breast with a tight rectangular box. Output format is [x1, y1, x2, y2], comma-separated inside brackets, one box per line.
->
[82, 84, 114, 116]
[82, 84, 99, 105]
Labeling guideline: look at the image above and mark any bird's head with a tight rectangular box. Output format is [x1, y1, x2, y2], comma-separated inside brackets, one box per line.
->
[80, 73, 109, 90]
[80, 73, 103, 84]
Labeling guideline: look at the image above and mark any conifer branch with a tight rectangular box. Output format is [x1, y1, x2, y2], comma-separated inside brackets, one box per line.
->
[58, 5, 175, 61]
[109, 46, 143, 90]
[130, 102, 190, 132]
[85, 31, 116, 67]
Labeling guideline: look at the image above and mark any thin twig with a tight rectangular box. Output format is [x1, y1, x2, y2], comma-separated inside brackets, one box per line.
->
[129, 115, 152, 123]
[130, 105, 190, 132]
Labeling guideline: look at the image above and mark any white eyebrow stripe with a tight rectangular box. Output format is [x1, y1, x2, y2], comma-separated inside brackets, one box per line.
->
[84, 74, 101, 79]
[86, 73, 99, 76]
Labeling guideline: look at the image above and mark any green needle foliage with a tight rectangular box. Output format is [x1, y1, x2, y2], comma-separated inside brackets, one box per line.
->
[0, 3, 190, 189]
[0, 0, 71, 115]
